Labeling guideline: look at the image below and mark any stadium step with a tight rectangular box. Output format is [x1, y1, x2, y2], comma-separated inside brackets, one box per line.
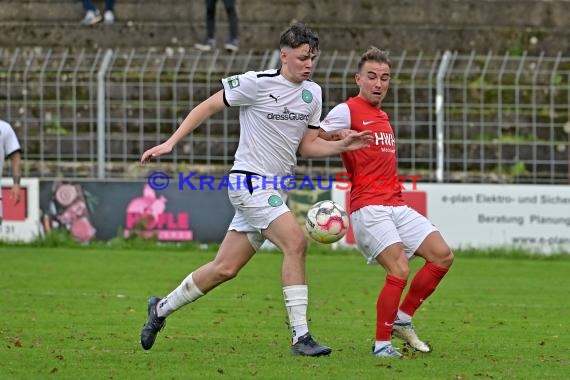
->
[0, 0, 570, 52]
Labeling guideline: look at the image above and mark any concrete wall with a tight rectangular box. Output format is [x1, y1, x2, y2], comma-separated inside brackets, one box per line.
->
[1, 0, 569, 52]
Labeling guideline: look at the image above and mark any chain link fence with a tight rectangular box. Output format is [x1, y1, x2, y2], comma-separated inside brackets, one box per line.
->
[1, 47, 569, 183]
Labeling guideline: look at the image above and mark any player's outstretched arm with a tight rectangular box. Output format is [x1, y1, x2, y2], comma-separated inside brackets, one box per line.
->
[319, 128, 361, 141]
[140, 90, 226, 164]
[317, 129, 338, 141]
[298, 128, 372, 158]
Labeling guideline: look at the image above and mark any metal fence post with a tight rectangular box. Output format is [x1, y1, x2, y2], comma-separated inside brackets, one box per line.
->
[268, 49, 280, 69]
[97, 49, 114, 179]
[435, 50, 452, 182]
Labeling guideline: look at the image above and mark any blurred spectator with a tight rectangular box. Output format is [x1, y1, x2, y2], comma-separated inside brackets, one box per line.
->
[194, 0, 239, 52]
[81, 0, 115, 25]
[0, 119, 22, 224]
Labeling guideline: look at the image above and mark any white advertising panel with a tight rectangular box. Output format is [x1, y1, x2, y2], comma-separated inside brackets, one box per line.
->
[333, 183, 570, 254]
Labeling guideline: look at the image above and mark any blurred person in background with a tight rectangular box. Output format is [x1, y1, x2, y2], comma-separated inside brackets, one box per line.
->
[194, 0, 239, 52]
[0, 119, 22, 225]
[81, 0, 115, 25]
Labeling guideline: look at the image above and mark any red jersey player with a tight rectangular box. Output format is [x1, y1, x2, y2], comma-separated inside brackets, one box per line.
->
[320, 47, 454, 357]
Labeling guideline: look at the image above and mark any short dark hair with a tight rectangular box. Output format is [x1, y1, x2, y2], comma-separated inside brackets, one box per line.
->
[279, 22, 319, 53]
[357, 46, 392, 71]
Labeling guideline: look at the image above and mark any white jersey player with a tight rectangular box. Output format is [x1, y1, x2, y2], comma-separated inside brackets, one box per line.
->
[0, 119, 22, 224]
[139, 23, 371, 356]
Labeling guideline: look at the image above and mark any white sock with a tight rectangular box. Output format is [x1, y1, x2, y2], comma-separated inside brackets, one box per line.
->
[374, 340, 392, 352]
[396, 309, 412, 324]
[156, 272, 204, 318]
[283, 285, 309, 344]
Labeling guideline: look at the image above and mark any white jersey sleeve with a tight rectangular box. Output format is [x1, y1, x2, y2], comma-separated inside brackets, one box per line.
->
[0, 120, 21, 186]
[0, 120, 21, 158]
[320, 103, 351, 132]
[308, 85, 322, 127]
[3, 125, 21, 157]
[221, 71, 258, 106]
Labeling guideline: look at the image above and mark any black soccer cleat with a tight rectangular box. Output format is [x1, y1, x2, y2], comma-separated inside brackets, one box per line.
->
[140, 297, 166, 350]
[291, 333, 332, 357]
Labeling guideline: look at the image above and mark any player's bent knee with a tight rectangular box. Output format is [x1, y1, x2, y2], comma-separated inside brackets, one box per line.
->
[282, 246, 307, 261]
[386, 260, 410, 279]
[434, 248, 454, 269]
[213, 263, 241, 282]
[392, 266, 410, 279]
[443, 249, 454, 268]
[281, 237, 307, 259]
[377, 247, 410, 278]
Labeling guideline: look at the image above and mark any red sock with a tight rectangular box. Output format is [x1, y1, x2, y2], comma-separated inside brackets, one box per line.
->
[376, 274, 407, 341]
[399, 262, 449, 317]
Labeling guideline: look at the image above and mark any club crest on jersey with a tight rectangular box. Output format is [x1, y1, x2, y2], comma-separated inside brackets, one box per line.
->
[301, 89, 313, 103]
[227, 75, 240, 89]
[268, 195, 283, 207]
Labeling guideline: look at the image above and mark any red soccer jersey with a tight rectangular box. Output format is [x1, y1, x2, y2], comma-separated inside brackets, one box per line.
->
[321, 96, 404, 211]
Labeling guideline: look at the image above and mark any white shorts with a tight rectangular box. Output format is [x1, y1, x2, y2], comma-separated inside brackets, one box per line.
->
[350, 205, 438, 264]
[227, 173, 290, 250]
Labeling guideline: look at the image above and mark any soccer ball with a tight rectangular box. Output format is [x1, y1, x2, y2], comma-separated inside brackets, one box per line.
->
[305, 200, 349, 244]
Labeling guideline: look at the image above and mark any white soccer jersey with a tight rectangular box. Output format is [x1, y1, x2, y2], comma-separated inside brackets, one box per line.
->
[320, 103, 351, 132]
[0, 119, 21, 182]
[221, 69, 322, 177]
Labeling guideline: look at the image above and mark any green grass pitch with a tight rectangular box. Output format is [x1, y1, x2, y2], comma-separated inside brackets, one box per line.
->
[1, 245, 569, 379]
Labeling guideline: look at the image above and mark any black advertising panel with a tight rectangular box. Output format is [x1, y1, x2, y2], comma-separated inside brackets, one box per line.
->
[39, 180, 234, 243]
